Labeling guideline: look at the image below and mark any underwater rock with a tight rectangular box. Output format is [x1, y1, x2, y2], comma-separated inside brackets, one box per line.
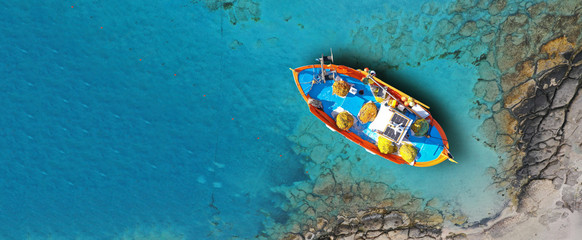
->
[458, 21, 477, 37]
[434, 19, 455, 37]
[193, 0, 261, 25]
[448, 0, 476, 14]
[477, 61, 498, 80]
[481, 31, 496, 43]
[313, 173, 336, 195]
[229, 40, 243, 49]
[496, 35, 530, 73]
[445, 212, 469, 226]
[421, 1, 440, 16]
[478, 117, 497, 145]
[500, 14, 528, 35]
[469, 103, 490, 120]
[426, 198, 439, 208]
[477, 79, 500, 102]
[488, 0, 507, 15]
[310, 145, 329, 164]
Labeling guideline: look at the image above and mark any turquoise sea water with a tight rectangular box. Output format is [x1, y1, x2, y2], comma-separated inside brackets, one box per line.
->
[1, 0, 553, 239]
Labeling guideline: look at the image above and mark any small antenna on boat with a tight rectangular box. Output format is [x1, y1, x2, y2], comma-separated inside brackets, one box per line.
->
[316, 48, 335, 82]
[317, 48, 334, 63]
[329, 48, 334, 63]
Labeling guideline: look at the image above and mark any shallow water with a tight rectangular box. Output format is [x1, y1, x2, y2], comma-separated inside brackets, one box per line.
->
[0, 0, 562, 239]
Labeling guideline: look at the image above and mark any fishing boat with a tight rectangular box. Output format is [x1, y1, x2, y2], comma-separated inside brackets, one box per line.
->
[290, 52, 456, 167]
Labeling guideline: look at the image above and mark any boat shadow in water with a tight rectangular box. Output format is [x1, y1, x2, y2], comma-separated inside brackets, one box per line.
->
[332, 54, 470, 162]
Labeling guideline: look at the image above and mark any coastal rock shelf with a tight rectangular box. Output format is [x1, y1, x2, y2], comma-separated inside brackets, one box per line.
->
[280, 49, 582, 240]
[284, 55, 582, 240]
[276, 0, 582, 238]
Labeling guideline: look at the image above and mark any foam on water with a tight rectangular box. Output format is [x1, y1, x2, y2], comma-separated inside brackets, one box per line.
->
[0, 0, 552, 239]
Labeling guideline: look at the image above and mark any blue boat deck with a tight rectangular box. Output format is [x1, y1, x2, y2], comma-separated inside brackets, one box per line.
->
[297, 67, 445, 163]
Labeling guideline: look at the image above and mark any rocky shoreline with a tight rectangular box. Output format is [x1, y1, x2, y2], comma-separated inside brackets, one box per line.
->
[263, 1, 582, 239]
[280, 47, 582, 240]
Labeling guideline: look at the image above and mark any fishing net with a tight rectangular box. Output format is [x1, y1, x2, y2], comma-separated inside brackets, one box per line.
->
[358, 102, 378, 124]
[336, 111, 354, 131]
[399, 144, 418, 163]
[411, 118, 429, 136]
[332, 80, 350, 97]
[377, 136, 397, 154]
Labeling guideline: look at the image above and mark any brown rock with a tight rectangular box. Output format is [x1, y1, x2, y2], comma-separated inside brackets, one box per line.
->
[282, 233, 303, 240]
[536, 36, 575, 74]
[493, 109, 518, 135]
[501, 60, 535, 92]
[504, 79, 536, 108]
[316, 218, 328, 230]
[496, 134, 514, 149]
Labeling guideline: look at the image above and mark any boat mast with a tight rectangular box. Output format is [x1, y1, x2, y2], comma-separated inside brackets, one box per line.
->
[318, 48, 334, 82]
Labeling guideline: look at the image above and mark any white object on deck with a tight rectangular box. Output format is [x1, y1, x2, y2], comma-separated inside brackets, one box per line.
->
[331, 107, 345, 118]
[349, 86, 357, 95]
[411, 104, 430, 119]
[369, 103, 395, 132]
[397, 104, 405, 111]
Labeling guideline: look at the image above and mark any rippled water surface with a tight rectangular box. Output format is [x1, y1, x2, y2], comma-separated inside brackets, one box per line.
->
[1, 0, 566, 239]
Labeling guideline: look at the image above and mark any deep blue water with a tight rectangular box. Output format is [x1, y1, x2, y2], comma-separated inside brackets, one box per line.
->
[0, 0, 552, 239]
